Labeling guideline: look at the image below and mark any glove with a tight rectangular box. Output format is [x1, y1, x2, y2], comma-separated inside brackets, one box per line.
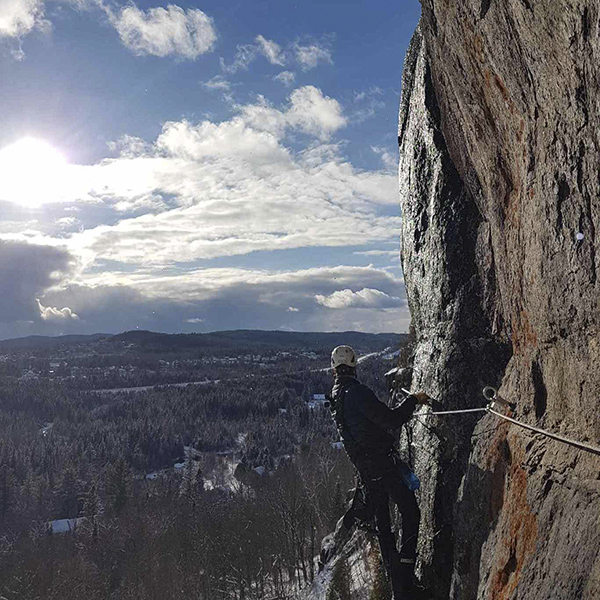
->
[413, 391, 430, 405]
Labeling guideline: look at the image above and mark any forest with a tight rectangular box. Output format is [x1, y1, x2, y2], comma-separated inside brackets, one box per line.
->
[0, 334, 406, 600]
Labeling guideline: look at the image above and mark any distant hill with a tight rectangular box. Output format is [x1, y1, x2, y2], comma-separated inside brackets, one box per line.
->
[0, 333, 111, 350]
[108, 329, 408, 353]
[0, 330, 408, 353]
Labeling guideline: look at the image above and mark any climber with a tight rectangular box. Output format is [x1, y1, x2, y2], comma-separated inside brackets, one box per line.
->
[328, 345, 429, 600]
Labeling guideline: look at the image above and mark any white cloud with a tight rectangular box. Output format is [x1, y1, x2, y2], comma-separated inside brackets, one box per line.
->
[84, 264, 401, 310]
[274, 70, 295, 87]
[353, 250, 398, 257]
[37, 299, 79, 321]
[371, 146, 397, 171]
[238, 85, 346, 140]
[353, 88, 386, 123]
[255, 34, 285, 65]
[110, 4, 217, 59]
[202, 75, 231, 91]
[185, 317, 204, 323]
[220, 42, 256, 73]
[0, 240, 75, 323]
[285, 86, 346, 138]
[0, 87, 396, 265]
[30, 264, 408, 335]
[354, 87, 383, 102]
[220, 34, 333, 75]
[0, 84, 406, 336]
[315, 288, 404, 309]
[220, 34, 284, 74]
[294, 42, 332, 70]
[107, 134, 152, 157]
[0, 0, 48, 39]
[63, 125, 398, 265]
[56, 216, 81, 229]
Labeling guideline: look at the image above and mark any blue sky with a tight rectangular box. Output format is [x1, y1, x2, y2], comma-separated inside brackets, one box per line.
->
[0, 0, 421, 338]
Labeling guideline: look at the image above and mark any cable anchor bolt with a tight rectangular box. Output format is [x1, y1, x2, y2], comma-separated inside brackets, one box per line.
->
[482, 386, 516, 412]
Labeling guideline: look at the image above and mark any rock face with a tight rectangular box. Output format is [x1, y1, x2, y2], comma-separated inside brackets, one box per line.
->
[399, 2, 600, 599]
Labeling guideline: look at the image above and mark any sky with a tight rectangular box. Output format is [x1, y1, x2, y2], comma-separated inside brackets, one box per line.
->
[0, 0, 421, 339]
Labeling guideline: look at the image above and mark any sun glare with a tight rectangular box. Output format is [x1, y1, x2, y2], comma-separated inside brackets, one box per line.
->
[0, 137, 69, 207]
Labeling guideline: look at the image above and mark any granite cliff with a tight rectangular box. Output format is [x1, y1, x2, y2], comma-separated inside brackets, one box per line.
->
[309, 3, 600, 599]
[399, 2, 600, 599]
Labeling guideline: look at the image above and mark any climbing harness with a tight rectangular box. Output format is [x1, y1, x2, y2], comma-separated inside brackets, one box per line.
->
[401, 387, 600, 456]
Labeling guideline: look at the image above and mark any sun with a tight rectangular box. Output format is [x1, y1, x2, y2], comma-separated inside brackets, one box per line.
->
[0, 137, 69, 207]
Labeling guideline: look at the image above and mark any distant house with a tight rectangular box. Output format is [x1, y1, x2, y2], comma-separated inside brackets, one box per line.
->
[331, 441, 344, 450]
[308, 401, 327, 410]
[47, 517, 89, 534]
[278, 408, 288, 415]
[308, 394, 328, 410]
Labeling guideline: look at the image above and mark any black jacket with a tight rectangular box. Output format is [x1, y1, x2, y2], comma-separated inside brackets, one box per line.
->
[329, 375, 417, 459]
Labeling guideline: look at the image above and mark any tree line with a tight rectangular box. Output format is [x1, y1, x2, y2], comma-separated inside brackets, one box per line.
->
[0, 357, 392, 599]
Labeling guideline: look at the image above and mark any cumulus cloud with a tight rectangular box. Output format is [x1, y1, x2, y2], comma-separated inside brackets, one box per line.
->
[284, 86, 346, 137]
[4, 86, 396, 265]
[37, 300, 79, 321]
[315, 288, 404, 309]
[294, 41, 332, 70]
[68, 139, 398, 265]
[38, 265, 408, 334]
[0, 0, 48, 39]
[274, 70, 295, 87]
[110, 4, 217, 59]
[237, 85, 346, 139]
[0, 239, 74, 323]
[0, 82, 408, 337]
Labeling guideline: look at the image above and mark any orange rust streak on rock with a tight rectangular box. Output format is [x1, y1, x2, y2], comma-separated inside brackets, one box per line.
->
[489, 443, 538, 600]
[512, 310, 539, 354]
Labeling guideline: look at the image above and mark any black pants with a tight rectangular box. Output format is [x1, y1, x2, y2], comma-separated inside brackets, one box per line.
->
[355, 453, 420, 593]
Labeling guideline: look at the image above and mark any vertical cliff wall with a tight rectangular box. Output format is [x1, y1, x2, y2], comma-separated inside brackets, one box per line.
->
[400, 2, 600, 599]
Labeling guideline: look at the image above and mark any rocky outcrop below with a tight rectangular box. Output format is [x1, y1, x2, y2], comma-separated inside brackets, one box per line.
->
[300, 523, 384, 600]
[399, 2, 600, 599]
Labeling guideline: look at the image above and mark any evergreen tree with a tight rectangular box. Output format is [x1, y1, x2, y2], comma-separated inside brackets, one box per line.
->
[106, 459, 130, 514]
[54, 467, 81, 518]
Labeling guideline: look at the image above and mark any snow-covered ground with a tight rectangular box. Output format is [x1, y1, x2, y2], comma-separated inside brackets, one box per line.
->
[298, 526, 379, 600]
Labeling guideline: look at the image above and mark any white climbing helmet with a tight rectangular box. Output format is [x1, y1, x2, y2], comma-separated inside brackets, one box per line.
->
[331, 345, 357, 369]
